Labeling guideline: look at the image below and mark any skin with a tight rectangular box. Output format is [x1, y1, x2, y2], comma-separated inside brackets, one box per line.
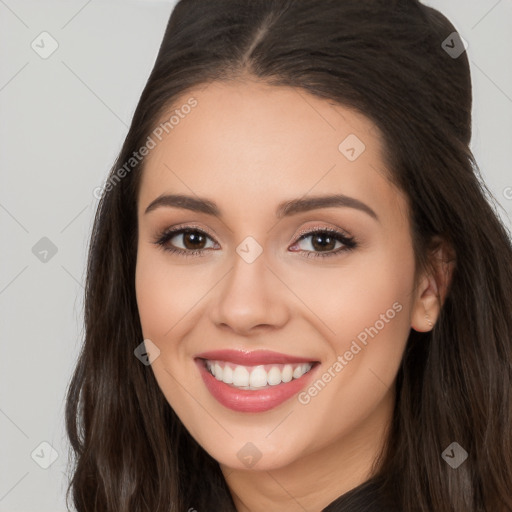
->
[135, 79, 453, 511]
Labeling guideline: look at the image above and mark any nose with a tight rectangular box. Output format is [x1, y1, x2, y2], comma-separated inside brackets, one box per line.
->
[209, 248, 290, 336]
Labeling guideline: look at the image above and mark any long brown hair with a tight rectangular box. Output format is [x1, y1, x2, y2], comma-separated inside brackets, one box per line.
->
[65, 1, 512, 510]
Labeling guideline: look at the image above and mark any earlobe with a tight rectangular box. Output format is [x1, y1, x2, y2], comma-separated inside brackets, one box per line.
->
[410, 238, 456, 333]
[410, 273, 441, 332]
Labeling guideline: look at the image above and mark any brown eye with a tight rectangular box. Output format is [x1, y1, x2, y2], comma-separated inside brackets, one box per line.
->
[180, 230, 209, 250]
[310, 232, 338, 252]
[290, 228, 358, 259]
[153, 227, 217, 257]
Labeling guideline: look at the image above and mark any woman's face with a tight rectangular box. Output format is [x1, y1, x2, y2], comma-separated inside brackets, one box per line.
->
[135, 80, 429, 475]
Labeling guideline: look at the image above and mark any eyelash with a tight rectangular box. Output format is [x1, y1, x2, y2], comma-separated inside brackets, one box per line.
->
[152, 224, 358, 259]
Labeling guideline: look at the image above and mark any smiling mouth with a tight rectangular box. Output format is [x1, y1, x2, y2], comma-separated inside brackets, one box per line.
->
[201, 359, 318, 390]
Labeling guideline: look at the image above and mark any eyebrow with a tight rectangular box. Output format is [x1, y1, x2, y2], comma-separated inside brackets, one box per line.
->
[144, 193, 379, 221]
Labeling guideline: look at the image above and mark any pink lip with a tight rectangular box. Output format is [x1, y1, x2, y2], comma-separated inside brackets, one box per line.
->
[195, 349, 317, 366]
[194, 351, 320, 413]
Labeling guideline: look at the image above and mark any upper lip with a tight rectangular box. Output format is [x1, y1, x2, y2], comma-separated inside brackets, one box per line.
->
[195, 349, 318, 366]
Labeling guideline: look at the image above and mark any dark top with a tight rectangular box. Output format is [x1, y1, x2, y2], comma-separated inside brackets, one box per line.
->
[322, 475, 399, 512]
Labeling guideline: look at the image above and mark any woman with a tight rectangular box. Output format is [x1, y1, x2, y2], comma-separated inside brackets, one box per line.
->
[65, 0, 512, 510]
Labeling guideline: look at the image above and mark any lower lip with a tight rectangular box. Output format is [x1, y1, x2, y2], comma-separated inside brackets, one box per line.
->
[195, 359, 319, 413]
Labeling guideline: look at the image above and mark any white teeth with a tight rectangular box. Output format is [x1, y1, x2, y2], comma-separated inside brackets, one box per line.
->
[214, 362, 223, 381]
[267, 366, 282, 386]
[292, 365, 303, 379]
[222, 364, 233, 384]
[232, 366, 250, 387]
[205, 360, 314, 389]
[282, 364, 293, 383]
[249, 366, 268, 388]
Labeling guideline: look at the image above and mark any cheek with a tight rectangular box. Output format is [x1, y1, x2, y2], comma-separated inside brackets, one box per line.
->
[135, 248, 210, 340]
[331, 247, 415, 386]
[135, 253, 169, 339]
[281, 246, 415, 350]
[135, 261, 182, 350]
[291, 249, 415, 439]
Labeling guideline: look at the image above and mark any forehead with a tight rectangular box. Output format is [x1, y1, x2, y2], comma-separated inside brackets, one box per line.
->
[138, 80, 406, 225]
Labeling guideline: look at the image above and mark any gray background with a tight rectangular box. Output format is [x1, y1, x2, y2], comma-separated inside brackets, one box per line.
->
[0, 1, 511, 510]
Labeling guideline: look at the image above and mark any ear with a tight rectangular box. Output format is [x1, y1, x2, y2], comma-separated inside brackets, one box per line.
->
[411, 236, 456, 333]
